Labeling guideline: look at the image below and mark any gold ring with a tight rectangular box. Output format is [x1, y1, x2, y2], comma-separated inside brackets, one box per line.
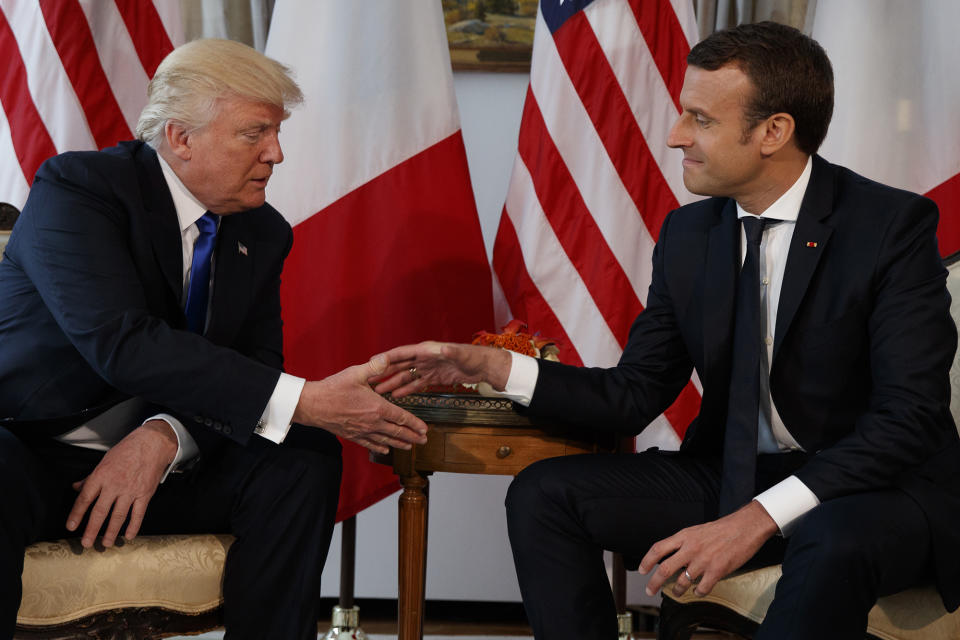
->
[409, 367, 419, 379]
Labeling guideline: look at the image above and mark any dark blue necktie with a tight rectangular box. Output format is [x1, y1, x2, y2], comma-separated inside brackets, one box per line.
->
[184, 212, 218, 334]
[718, 216, 774, 515]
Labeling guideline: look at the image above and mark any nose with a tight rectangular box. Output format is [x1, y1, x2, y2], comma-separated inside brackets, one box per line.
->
[261, 131, 284, 165]
[666, 114, 690, 149]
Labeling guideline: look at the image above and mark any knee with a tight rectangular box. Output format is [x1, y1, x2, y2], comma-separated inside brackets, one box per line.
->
[247, 446, 342, 512]
[785, 507, 872, 580]
[505, 458, 576, 536]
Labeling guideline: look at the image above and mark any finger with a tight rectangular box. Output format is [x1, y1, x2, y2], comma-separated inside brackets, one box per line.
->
[373, 370, 422, 396]
[672, 566, 698, 597]
[369, 357, 420, 384]
[66, 478, 98, 532]
[124, 498, 150, 541]
[638, 535, 681, 574]
[381, 404, 429, 439]
[81, 493, 116, 548]
[355, 436, 389, 456]
[379, 375, 428, 398]
[694, 569, 721, 597]
[101, 495, 133, 548]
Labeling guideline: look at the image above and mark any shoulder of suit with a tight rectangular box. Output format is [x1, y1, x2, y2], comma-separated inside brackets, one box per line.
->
[36, 141, 144, 195]
[817, 155, 932, 212]
[241, 201, 293, 238]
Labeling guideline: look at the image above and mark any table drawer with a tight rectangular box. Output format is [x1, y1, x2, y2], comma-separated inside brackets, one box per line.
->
[444, 432, 573, 469]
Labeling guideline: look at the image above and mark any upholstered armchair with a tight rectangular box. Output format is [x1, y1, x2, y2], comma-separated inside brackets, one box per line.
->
[657, 253, 960, 640]
[15, 534, 232, 639]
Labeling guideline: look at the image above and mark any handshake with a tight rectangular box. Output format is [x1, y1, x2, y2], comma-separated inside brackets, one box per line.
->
[292, 341, 514, 454]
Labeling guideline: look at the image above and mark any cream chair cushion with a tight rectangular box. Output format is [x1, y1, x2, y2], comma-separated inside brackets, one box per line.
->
[17, 534, 233, 626]
[664, 567, 960, 640]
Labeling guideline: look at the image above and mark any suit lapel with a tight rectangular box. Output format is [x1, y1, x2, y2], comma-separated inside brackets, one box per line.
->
[703, 200, 741, 386]
[132, 143, 184, 301]
[206, 214, 253, 344]
[773, 156, 835, 358]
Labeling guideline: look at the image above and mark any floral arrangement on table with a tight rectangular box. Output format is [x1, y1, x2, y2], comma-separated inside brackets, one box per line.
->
[425, 319, 560, 394]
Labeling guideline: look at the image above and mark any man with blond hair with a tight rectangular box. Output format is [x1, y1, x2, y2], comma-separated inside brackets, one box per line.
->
[0, 39, 425, 639]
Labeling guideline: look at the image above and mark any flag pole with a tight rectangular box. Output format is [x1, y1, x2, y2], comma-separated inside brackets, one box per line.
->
[323, 516, 367, 639]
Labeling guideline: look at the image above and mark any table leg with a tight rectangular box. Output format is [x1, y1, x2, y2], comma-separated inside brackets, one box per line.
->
[398, 472, 429, 640]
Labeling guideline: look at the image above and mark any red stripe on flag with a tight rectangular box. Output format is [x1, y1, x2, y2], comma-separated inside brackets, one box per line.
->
[39, 0, 131, 149]
[663, 380, 698, 439]
[0, 8, 58, 185]
[518, 89, 643, 346]
[628, 0, 691, 109]
[281, 131, 493, 521]
[552, 11, 681, 243]
[113, 0, 174, 77]
[492, 210, 584, 367]
[925, 173, 960, 257]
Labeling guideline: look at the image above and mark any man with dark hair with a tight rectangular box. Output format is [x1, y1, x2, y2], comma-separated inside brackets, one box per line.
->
[375, 21, 960, 638]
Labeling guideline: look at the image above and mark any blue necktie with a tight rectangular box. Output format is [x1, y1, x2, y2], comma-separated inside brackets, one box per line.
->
[184, 212, 218, 334]
[718, 216, 774, 515]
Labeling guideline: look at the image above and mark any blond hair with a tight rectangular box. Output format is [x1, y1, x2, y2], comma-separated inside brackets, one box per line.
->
[136, 39, 303, 147]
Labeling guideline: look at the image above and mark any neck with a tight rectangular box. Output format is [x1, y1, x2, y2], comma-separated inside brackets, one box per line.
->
[736, 153, 810, 215]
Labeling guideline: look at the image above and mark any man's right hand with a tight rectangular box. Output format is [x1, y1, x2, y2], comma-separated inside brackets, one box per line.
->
[293, 354, 429, 455]
[372, 341, 513, 398]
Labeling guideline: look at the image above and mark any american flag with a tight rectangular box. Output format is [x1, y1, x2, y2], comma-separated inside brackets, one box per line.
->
[492, 0, 702, 449]
[0, 0, 181, 209]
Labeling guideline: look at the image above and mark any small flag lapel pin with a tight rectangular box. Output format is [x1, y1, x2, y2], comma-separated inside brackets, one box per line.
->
[805, 241, 818, 248]
[238, 241, 248, 256]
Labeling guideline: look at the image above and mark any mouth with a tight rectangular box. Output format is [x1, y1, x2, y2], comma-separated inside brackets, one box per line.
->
[681, 157, 703, 168]
[250, 176, 270, 188]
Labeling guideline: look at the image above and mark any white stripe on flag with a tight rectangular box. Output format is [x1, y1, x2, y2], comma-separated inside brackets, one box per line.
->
[2, 0, 96, 154]
[584, 0, 694, 207]
[0, 105, 30, 207]
[79, 0, 151, 134]
[505, 155, 623, 368]
[530, 8, 655, 306]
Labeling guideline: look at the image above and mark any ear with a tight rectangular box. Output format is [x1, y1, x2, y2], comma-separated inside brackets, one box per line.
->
[757, 113, 796, 156]
[163, 121, 193, 161]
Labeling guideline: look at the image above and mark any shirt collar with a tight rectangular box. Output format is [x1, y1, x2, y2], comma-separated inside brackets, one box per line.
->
[157, 153, 208, 233]
[736, 155, 813, 223]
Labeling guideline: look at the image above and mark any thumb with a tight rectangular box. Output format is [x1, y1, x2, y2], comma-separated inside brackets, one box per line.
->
[365, 352, 389, 377]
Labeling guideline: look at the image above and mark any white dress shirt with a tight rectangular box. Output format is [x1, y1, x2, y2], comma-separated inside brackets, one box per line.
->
[56, 155, 305, 479]
[500, 157, 820, 535]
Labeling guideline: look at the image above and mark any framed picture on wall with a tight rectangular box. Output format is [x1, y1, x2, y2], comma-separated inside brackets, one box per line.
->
[444, 0, 535, 72]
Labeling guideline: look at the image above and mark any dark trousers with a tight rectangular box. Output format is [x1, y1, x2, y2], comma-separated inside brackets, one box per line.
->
[0, 424, 342, 640]
[505, 451, 934, 640]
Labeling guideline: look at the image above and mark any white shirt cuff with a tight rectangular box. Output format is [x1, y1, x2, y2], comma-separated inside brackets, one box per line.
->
[493, 351, 539, 406]
[148, 414, 199, 483]
[754, 475, 820, 536]
[253, 373, 305, 443]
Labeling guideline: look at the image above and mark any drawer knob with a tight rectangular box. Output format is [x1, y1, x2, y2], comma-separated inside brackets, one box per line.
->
[496, 445, 512, 459]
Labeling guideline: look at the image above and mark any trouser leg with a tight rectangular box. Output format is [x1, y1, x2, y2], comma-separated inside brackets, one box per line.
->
[756, 489, 934, 640]
[505, 451, 722, 640]
[144, 426, 342, 640]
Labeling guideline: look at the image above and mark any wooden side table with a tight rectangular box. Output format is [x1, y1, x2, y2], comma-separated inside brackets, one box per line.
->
[371, 393, 619, 640]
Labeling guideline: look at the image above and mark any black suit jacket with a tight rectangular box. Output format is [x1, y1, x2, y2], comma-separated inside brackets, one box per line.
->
[0, 141, 292, 454]
[524, 156, 960, 610]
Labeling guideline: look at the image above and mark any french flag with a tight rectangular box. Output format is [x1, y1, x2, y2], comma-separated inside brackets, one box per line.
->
[265, 1, 494, 521]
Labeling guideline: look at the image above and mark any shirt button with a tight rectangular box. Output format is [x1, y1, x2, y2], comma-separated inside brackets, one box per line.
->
[765, 336, 773, 345]
[762, 277, 770, 285]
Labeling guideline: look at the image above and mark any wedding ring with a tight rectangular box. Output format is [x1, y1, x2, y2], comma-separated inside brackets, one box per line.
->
[409, 367, 419, 379]
[683, 569, 694, 582]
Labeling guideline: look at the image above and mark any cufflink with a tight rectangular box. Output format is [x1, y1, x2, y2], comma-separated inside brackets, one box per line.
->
[254, 418, 265, 435]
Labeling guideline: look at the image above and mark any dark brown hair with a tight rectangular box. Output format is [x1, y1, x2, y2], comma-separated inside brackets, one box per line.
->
[688, 21, 834, 155]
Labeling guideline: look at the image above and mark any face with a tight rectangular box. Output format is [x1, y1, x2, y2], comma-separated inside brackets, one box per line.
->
[175, 98, 285, 214]
[667, 65, 767, 202]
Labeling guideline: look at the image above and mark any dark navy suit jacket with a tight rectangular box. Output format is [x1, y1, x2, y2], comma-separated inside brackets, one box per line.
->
[0, 141, 293, 455]
[524, 155, 960, 610]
